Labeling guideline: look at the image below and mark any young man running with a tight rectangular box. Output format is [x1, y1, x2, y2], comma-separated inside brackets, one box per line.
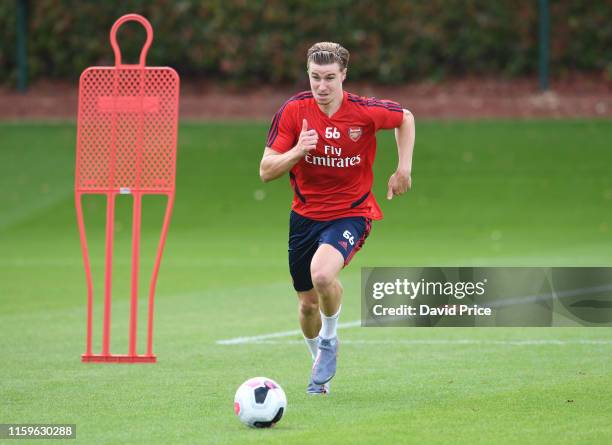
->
[259, 42, 415, 394]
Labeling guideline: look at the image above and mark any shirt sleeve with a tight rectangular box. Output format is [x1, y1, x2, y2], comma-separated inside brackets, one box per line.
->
[266, 100, 297, 153]
[367, 98, 404, 131]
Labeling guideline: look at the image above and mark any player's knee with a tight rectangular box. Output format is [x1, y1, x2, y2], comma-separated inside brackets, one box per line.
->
[311, 268, 335, 291]
[299, 299, 319, 317]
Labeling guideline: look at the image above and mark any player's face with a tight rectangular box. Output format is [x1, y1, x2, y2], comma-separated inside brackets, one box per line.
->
[308, 62, 346, 106]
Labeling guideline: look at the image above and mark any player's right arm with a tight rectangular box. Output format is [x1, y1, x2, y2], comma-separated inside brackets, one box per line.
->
[259, 119, 318, 183]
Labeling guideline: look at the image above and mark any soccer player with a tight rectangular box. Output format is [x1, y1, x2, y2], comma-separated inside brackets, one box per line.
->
[259, 42, 415, 394]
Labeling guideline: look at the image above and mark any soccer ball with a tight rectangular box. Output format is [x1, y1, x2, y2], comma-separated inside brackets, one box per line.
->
[233, 377, 287, 428]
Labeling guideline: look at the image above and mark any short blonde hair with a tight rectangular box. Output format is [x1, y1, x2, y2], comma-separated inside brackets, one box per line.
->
[307, 42, 349, 71]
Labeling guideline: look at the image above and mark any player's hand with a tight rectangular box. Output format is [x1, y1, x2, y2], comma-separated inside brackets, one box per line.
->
[386, 169, 412, 200]
[295, 119, 318, 157]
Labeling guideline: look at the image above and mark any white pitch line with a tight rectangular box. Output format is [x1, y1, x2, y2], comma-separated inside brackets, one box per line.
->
[218, 283, 612, 345]
[216, 320, 361, 345]
[216, 323, 612, 346]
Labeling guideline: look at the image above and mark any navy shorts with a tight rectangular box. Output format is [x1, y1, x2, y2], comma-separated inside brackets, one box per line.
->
[288, 210, 372, 292]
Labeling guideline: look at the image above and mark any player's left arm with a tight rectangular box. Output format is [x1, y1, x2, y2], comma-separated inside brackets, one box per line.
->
[387, 109, 415, 200]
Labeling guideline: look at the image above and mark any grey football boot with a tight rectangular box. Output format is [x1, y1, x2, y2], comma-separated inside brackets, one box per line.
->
[311, 336, 339, 385]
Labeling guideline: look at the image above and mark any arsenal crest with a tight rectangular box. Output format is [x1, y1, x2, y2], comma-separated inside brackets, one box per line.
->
[348, 127, 362, 142]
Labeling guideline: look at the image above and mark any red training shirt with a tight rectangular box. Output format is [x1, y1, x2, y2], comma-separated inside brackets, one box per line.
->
[266, 90, 404, 221]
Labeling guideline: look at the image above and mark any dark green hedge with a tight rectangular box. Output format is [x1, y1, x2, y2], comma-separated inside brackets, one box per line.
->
[1, 0, 611, 86]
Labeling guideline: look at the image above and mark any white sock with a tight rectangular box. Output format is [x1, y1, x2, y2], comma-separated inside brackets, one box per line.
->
[304, 335, 319, 360]
[320, 305, 341, 339]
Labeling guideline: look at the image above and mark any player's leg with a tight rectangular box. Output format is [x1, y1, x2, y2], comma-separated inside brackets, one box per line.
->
[289, 243, 321, 360]
[288, 211, 330, 393]
[289, 212, 329, 394]
[289, 210, 320, 351]
[297, 289, 330, 394]
[300, 289, 329, 394]
[309, 244, 344, 385]
[310, 216, 371, 385]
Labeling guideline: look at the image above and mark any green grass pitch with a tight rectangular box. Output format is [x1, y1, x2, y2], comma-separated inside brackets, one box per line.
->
[1, 120, 611, 444]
